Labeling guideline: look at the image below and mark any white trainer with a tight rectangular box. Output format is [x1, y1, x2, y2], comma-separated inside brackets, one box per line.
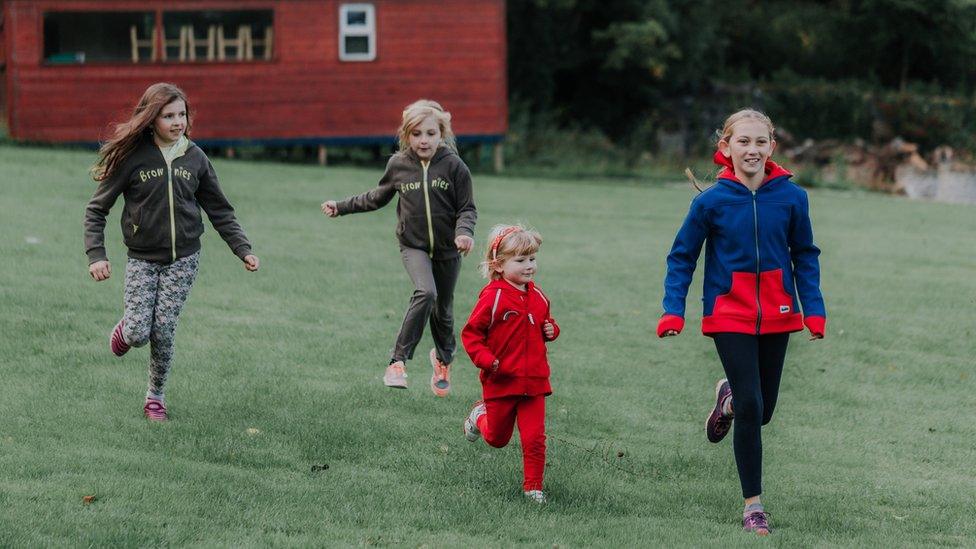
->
[523, 490, 547, 504]
[463, 400, 486, 442]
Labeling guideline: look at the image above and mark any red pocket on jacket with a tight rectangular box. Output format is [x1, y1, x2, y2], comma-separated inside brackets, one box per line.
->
[712, 271, 758, 318]
[759, 269, 795, 316]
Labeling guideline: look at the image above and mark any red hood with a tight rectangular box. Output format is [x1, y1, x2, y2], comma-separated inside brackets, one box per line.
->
[713, 150, 792, 186]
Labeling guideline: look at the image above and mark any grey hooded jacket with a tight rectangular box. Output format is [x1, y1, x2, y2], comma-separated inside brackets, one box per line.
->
[336, 147, 477, 259]
[84, 136, 252, 264]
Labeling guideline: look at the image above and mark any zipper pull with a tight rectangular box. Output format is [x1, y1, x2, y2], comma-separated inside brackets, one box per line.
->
[528, 313, 535, 325]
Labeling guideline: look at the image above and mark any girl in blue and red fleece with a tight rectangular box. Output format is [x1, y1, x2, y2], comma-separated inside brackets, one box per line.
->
[658, 109, 826, 535]
[461, 224, 559, 504]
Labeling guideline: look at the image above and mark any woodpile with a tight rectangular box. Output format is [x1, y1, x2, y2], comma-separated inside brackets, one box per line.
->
[781, 138, 976, 204]
[782, 137, 928, 192]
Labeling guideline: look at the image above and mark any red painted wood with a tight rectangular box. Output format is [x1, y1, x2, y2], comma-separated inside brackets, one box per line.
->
[3, 0, 507, 143]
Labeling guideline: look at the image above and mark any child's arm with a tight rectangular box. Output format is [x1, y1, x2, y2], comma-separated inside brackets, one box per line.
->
[658, 199, 708, 337]
[461, 292, 499, 372]
[452, 163, 477, 251]
[331, 157, 399, 216]
[196, 158, 253, 262]
[83, 170, 128, 279]
[537, 288, 560, 341]
[789, 190, 826, 340]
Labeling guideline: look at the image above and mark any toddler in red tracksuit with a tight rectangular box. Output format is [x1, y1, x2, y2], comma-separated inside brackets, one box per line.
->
[461, 224, 560, 504]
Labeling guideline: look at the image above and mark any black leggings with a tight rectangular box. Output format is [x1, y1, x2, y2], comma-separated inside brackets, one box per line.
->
[712, 332, 790, 498]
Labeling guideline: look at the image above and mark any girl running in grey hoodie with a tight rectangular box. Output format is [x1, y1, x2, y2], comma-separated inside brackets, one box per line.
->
[322, 99, 477, 396]
[84, 83, 259, 421]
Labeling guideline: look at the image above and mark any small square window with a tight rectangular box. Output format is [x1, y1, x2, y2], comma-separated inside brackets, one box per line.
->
[339, 4, 375, 62]
[346, 11, 367, 26]
[344, 36, 370, 55]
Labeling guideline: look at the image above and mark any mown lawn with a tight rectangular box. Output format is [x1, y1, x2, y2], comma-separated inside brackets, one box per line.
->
[1, 144, 974, 546]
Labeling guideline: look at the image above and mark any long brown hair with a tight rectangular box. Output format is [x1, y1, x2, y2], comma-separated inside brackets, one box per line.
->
[91, 83, 192, 181]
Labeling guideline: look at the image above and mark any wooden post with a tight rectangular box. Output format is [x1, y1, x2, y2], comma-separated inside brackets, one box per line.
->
[492, 142, 504, 173]
[317, 145, 328, 166]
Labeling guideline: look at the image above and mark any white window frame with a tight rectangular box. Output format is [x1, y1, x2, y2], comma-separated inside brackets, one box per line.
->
[338, 3, 376, 62]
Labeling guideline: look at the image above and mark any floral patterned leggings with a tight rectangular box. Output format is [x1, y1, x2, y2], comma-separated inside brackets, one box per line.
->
[121, 252, 200, 399]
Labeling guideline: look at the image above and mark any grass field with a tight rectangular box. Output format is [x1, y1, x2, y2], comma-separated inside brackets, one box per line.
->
[1, 143, 974, 547]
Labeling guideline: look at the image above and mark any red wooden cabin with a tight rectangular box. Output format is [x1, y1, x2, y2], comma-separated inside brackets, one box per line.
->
[0, 0, 507, 158]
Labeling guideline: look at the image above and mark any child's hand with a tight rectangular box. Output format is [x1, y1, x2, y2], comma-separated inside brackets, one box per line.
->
[244, 255, 260, 272]
[455, 235, 474, 256]
[804, 316, 825, 341]
[543, 321, 555, 339]
[321, 200, 339, 217]
[656, 315, 684, 337]
[89, 260, 111, 281]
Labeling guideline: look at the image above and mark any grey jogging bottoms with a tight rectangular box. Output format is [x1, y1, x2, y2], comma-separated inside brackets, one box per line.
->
[392, 247, 462, 365]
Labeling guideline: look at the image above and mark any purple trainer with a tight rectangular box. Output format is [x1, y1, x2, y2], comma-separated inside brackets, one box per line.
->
[743, 510, 770, 535]
[144, 399, 168, 421]
[110, 320, 131, 357]
[705, 378, 733, 443]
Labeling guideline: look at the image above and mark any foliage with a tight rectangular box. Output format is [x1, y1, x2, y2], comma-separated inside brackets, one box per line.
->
[507, 0, 976, 155]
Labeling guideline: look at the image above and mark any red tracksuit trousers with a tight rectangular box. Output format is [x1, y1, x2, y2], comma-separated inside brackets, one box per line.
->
[476, 395, 547, 491]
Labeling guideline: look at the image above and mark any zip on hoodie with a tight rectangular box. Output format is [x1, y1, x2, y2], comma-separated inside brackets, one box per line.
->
[752, 190, 762, 334]
[421, 160, 435, 258]
[159, 137, 188, 262]
[166, 161, 176, 262]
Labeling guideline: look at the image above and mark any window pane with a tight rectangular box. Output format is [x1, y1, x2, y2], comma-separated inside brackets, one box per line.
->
[44, 12, 155, 63]
[344, 36, 370, 54]
[164, 10, 273, 61]
[346, 11, 367, 26]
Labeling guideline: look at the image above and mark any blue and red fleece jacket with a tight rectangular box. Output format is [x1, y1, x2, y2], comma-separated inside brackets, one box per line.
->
[658, 151, 826, 337]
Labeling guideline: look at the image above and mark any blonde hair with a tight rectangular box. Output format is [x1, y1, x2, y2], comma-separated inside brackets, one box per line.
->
[686, 108, 776, 193]
[717, 108, 775, 144]
[479, 224, 543, 279]
[396, 99, 457, 153]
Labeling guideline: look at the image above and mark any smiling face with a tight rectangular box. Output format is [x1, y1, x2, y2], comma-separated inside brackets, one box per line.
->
[153, 99, 187, 146]
[496, 253, 537, 289]
[407, 115, 442, 160]
[719, 119, 776, 185]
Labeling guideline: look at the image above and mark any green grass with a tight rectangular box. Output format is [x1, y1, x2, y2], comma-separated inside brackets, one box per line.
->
[1, 143, 974, 547]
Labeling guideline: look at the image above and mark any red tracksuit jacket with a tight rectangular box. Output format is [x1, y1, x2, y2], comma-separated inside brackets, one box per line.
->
[461, 279, 560, 400]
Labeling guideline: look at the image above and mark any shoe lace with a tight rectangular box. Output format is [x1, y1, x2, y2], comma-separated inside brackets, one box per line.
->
[745, 511, 768, 528]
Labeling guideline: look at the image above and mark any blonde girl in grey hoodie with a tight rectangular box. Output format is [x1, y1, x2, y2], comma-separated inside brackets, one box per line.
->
[322, 100, 477, 395]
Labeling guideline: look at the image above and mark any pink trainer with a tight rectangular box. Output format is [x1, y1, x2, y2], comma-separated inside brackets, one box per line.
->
[110, 319, 131, 357]
[144, 399, 168, 421]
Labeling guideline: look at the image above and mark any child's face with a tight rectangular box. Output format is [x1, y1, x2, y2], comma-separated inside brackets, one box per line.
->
[720, 120, 776, 180]
[496, 253, 537, 287]
[408, 116, 442, 160]
[153, 99, 187, 145]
